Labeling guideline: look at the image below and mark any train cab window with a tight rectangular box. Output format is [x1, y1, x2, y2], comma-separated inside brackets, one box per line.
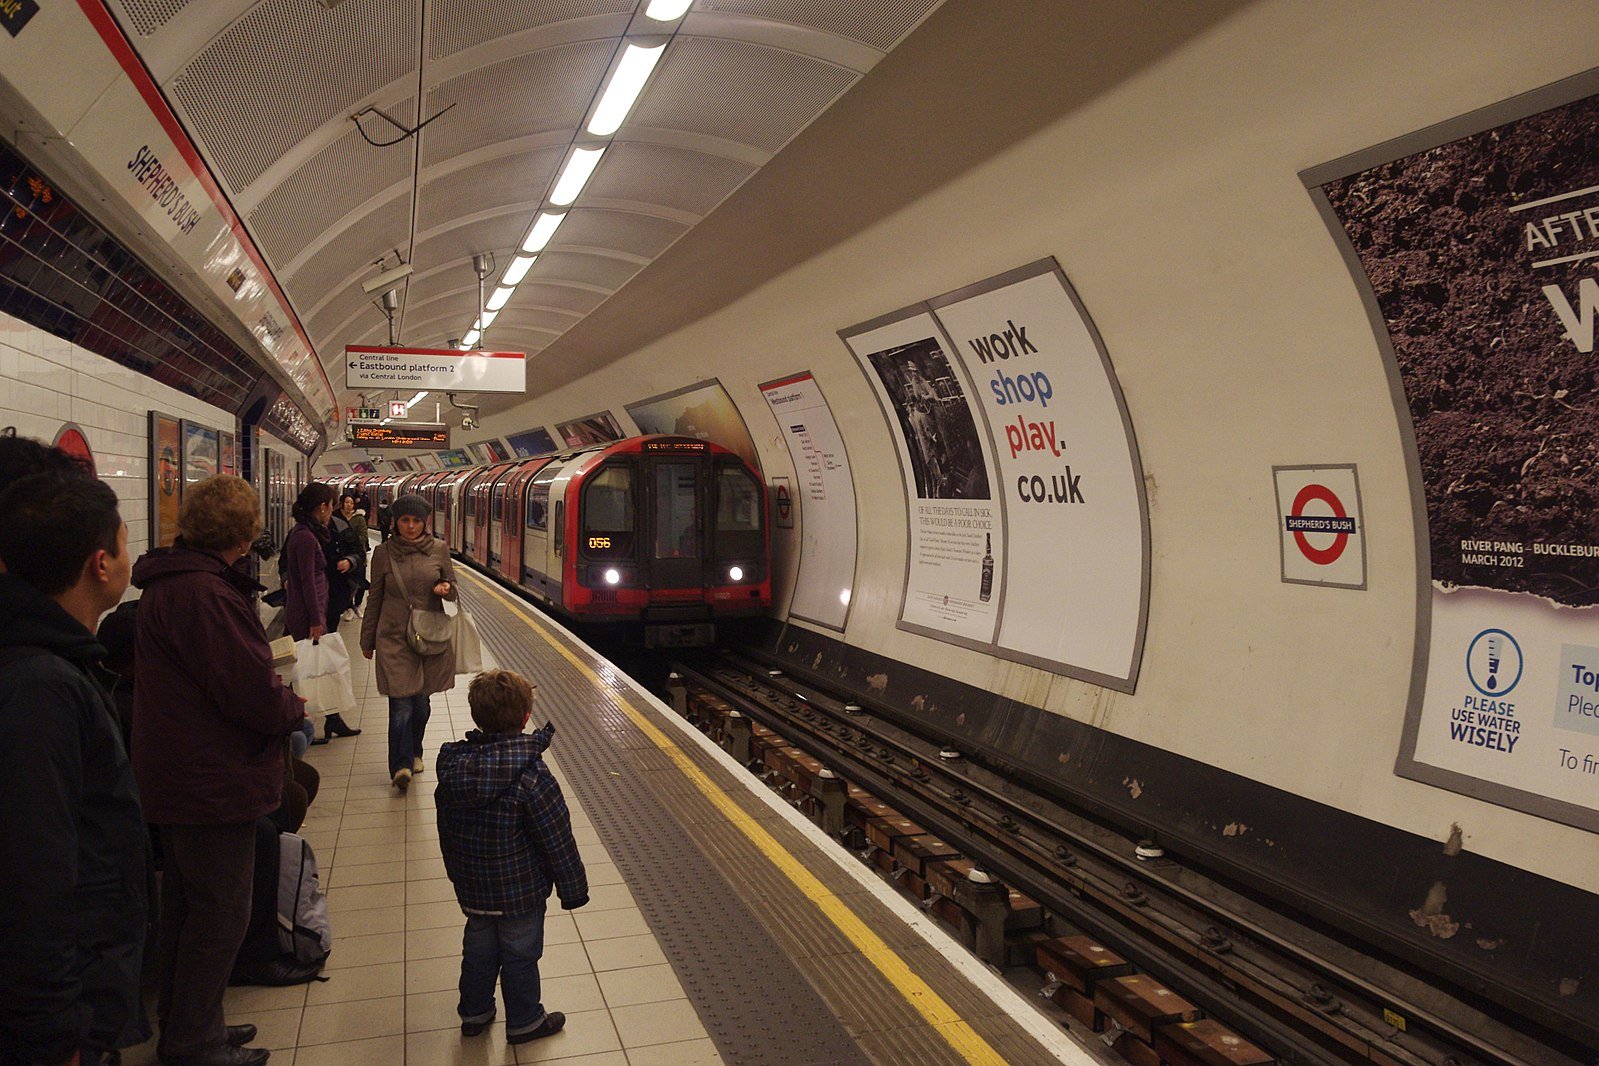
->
[580, 465, 633, 557]
[653, 463, 698, 559]
[527, 465, 559, 530]
[714, 464, 763, 558]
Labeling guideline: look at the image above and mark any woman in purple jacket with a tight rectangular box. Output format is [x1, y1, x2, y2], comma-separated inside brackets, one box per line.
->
[131, 476, 308, 1066]
[282, 483, 359, 739]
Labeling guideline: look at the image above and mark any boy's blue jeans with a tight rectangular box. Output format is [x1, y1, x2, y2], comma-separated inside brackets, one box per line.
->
[387, 694, 431, 776]
[458, 906, 548, 1035]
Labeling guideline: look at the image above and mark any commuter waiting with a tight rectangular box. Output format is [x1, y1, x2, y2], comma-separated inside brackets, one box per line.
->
[131, 475, 309, 1066]
[437, 670, 587, 1045]
[280, 483, 359, 741]
[0, 462, 149, 1066]
[360, 492, 456, 791]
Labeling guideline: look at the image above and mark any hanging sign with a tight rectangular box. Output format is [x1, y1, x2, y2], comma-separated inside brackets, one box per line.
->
[350, 423, 449, 449]
[345, 345, 526, 394]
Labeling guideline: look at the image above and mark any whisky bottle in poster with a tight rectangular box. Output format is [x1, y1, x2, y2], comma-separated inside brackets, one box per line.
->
[980, 533, 994, 602]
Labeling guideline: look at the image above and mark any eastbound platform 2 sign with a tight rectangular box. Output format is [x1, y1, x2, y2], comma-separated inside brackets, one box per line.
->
[345, 345, 526, 394]
[350, 422, 449, 449]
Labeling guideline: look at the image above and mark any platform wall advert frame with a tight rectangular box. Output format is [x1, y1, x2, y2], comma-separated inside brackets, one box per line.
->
[148, 411, 182, 549]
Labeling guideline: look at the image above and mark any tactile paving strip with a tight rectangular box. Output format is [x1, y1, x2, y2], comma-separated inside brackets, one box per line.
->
[468, 589, 871, 1066]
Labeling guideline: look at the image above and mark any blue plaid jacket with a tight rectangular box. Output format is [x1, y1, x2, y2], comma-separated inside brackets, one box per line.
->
[435, 725, 588, 916]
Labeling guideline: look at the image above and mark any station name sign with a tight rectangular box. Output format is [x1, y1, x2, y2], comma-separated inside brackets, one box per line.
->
[350, 422, 449, 449]
[345, 345, 526, 395]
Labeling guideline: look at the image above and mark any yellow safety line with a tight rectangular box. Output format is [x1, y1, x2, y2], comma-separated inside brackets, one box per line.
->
[464, 573, 1009, 1066]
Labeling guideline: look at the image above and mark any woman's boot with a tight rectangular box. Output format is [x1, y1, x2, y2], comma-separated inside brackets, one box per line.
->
[324, 712, 362, 738]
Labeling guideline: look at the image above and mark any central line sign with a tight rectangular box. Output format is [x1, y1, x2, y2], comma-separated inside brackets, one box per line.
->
[345, 345, 526, 394]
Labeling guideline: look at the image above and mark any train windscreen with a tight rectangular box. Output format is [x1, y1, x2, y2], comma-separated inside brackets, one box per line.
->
[714, 464, 762, 558]
[581, 465, 634, 558]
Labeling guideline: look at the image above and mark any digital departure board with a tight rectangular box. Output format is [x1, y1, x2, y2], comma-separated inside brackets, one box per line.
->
[350, 423, 449, 449]
[642, 439, 710, 454]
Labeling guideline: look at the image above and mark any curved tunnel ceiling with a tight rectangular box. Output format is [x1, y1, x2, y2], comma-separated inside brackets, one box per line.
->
[104, 0, 948, 427]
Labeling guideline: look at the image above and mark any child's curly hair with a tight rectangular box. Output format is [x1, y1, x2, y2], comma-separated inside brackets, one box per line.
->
[468, 669, 535, 733]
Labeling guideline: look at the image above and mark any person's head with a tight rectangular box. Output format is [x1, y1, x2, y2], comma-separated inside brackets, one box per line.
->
[340, 494, 357, 518]
[179, 475, 261, 558]
[468, 669, 535, 734]
[291, 482, 339, 527]
[391, 494, 429, 540]
[0, 472, 128, 609]
[0, 431, 90, 495]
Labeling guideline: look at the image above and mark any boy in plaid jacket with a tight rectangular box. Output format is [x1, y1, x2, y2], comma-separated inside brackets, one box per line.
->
[436, 669, 588, 1044]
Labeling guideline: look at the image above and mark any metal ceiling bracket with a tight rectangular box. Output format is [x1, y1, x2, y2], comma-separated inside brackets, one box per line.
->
[350, 103, 457, 148]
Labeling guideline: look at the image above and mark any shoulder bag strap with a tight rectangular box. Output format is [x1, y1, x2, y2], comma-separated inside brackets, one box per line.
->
[386, 550, 417, 609]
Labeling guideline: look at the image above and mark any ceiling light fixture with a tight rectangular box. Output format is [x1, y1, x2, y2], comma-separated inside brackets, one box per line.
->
[485, 286, 514, 312]
[502, 255, 536, 286]
[550, 146, 605, 206]
[521, 212, 566, 254]
[407, 391, 428, 407]
[477, 309, 499, 329]
[644, 0, 691, 20]
[587, 43, 666, 136]
[461, 329, 481, 348]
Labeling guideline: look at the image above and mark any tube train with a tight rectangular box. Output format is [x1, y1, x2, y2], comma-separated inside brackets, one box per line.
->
[326, 435, 771, 646]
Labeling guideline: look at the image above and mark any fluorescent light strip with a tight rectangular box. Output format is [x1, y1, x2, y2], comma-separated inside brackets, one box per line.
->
[461, 329, 480, 348]
[486, 286, 513, 312]
[588, 43, 666, 137]
[521, 212, 566, 254]
[407, 391, 428, 407]
[645, 0, 692, 20]
[477, 309, 499, 329]
[550, 147, 605, 207]
[502, 255, 536, 286]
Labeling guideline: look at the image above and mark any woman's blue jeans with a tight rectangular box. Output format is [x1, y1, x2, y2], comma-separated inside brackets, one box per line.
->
[388, 693, 431, 775]
[459, 907, 547, 1035]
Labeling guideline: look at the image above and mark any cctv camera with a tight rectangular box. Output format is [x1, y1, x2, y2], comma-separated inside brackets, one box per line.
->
[462, 415, 478, 431]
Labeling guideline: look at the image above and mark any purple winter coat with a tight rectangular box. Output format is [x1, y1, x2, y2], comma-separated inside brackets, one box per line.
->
[131, 543, 306, 825]
[282, 519, 329, 641]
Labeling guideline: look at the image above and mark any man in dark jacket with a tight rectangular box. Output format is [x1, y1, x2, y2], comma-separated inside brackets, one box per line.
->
[0, 470, 149, 1066]
[132, 475, 305, 1066]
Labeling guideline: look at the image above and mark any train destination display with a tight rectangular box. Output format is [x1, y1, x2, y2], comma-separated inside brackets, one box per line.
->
[1318, 83, 1599, 829]
[843, 259, 1148, 691]
[350, 422, 449, 449]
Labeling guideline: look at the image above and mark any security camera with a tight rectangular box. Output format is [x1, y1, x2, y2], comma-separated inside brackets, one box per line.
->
[462, 415, 479, 431]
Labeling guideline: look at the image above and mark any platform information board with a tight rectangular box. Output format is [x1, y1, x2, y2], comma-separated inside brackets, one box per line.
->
[350, 423, 449, 449]
[345, 346, 526, 394]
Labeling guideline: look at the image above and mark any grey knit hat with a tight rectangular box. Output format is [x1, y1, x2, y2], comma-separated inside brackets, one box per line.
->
[391, 493, 429, 521]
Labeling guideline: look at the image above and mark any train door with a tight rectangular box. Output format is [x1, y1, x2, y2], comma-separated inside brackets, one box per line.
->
[645, 456, 702, 591]
[499, 461, 542, 583]
[521, 458, 564, 597]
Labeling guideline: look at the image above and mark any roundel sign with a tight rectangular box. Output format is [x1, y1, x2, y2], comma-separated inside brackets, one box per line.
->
[772, 478, 794, 529]
[1274, 465, 1365, 588]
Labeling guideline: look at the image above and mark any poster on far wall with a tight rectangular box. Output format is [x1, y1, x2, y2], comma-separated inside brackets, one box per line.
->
[627, 379, 761, 473]
[507, 427, 559, 457]
[468, 439, 511, 463]
[148, 412, 182, 548]
[414, 452, 442, 471]
[557, 411, 625, 447]
[759, 371, 858, 631]
[843, 315, 1001, 646]
[1313, 76, 1599, 831]
[439, 449, 474, 469]
[219, 431, 237, 476]
[181, 420, 219, 486]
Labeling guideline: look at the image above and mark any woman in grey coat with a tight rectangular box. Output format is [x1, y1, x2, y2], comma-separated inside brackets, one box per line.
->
[359, 493, 457, 790]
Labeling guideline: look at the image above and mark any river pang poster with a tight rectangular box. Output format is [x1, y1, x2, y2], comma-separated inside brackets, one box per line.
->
[1314, 75, 1599, 830]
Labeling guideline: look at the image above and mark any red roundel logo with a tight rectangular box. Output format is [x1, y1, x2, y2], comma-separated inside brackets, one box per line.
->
[1287, 483, 1352, 565]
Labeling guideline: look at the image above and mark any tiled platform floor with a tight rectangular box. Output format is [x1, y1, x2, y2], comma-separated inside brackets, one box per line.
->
[121, 615, 724, 1066]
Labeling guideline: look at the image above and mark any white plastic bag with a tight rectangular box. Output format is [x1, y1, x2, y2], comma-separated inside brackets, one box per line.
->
[294, 632, 356, 716]
[454, 608, 483, 675]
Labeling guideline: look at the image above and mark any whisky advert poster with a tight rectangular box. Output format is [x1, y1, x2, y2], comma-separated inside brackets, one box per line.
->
[1319, 84, 1599, 826]
[931, 261, 1148, 688]
[844, 313, 1001, 645]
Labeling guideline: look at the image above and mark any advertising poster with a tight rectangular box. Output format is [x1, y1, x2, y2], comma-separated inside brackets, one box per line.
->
[557, 411, 624, 447]
[472, 439, 512, 463]
[1315, 81, 1599, 828]
[930, 262, 1148, 687]
[181, 420, 219, 486]
[843, 314, 1001, 645]
[759, 371, 858, 631]
[438, 449, 474, 469]
[219, 431, 237, 476]
[414, 452, 442, 471]
[627, 380, 761, 473]
[507, 427, 558, 457]
[148, 411, 182, 548]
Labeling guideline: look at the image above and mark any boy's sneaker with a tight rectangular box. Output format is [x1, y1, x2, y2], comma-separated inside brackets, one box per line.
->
[392, 767, 411, 792]
[507, 1012, 565, 1045]
[460, 1010, 495, 1038]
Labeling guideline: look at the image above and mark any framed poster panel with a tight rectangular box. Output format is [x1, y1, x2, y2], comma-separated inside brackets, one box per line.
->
[627, 379, 761, 473]
[1306, 68, 1599, 830]
[758, 371, 858, 631]
[557, 411, 624, 447]
[181, 420, 219, 487]
[219, 431, 237, 476]
[507, 426, 558, 457]
[148, 411, 182, 548]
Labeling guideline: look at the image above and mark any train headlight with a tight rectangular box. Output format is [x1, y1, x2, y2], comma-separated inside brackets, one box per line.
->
[728, 565, 744, 582]
[604, 568, 621, 585]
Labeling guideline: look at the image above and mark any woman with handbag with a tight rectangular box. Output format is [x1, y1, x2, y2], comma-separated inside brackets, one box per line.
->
[360, 493, 457, 791]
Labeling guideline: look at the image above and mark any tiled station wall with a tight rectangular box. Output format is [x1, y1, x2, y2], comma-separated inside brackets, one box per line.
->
[0, 307, 236, 563]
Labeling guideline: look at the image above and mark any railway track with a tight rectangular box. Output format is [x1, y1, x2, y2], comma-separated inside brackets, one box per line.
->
[668, 647, 1591, 1066]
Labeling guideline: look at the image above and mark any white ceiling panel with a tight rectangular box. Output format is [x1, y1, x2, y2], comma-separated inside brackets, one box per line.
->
[407, 215, 529, 283]
[550, 208, 688, 260]
[429, 0, 635, 59]
[526, 250, 641, 292]
[633, 36, 856, 153]
[286, 193, 414, 326]
[697, 0, 943, 52]
[415, 146, 568, 233]
[111, 0, 190, 37]
[586, 142, 756, 218]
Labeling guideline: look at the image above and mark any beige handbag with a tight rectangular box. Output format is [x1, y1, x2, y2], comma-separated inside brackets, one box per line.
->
[389, 558, 455, 656]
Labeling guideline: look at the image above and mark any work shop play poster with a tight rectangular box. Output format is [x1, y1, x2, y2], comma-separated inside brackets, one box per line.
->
[1320, 85, 1599, 828]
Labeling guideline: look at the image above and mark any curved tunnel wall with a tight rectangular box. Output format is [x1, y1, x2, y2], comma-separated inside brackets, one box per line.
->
[456, 2, 1599, 895]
